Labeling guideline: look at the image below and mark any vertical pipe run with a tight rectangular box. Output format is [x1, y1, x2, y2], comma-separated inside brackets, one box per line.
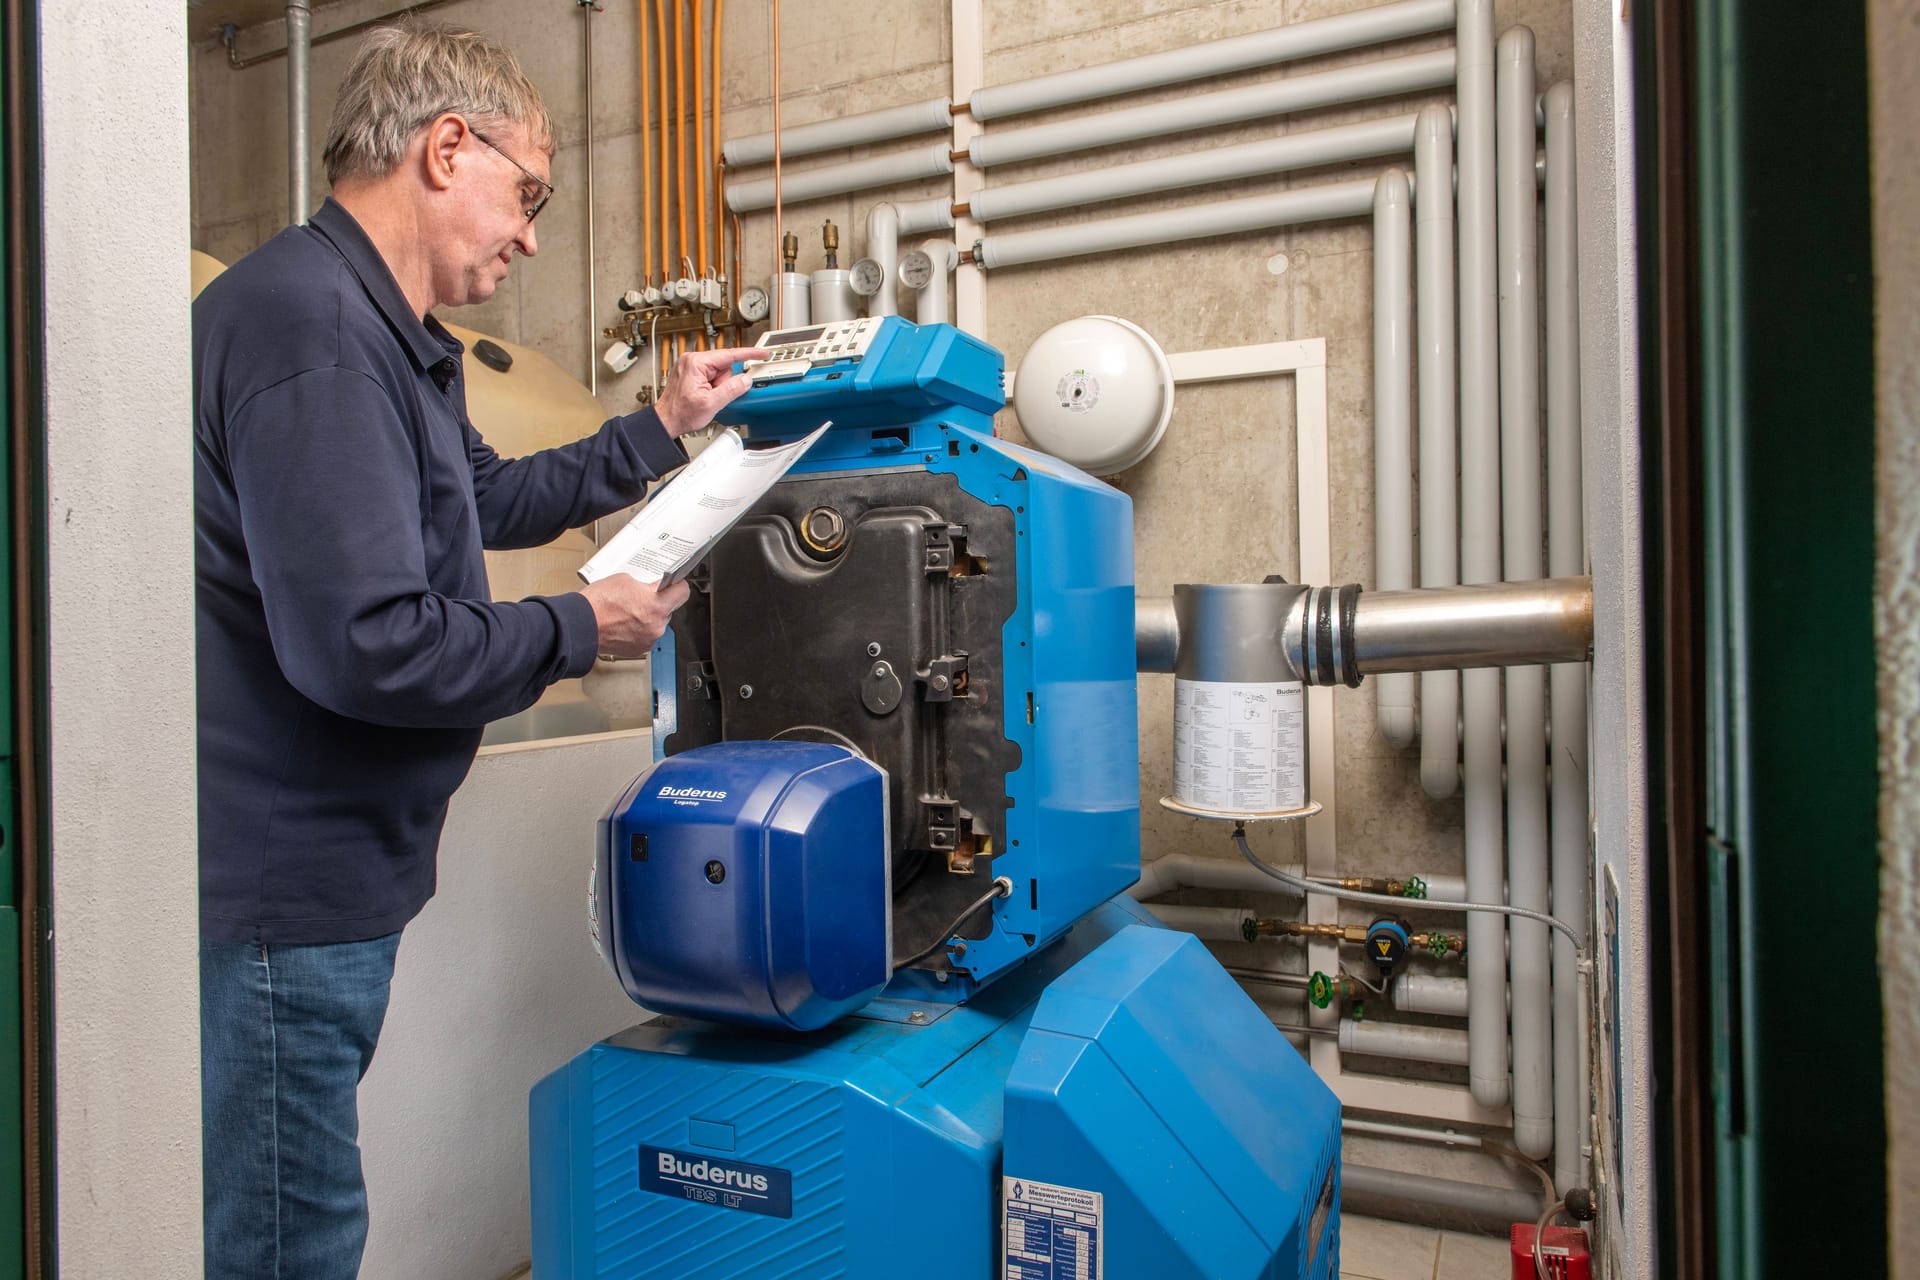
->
[1496, 24, 1551, 1160]
[1414, 104, 1459, 799]
[1455, 0, 1510, 1112]
[1372, 170, 1415, 749]
[1544, 80, 1591, 1191]
[582, 1, 600, 393]
[286, 2, 311, 226]
[916, 239, 958, 325]
[866, 202, 900, 317]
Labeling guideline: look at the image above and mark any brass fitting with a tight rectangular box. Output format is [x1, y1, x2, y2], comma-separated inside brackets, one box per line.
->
[822, 219, 840, 269]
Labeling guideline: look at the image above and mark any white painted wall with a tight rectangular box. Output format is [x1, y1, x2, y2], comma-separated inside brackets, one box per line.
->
[1571, 4, 1651, 1275]
[359, 731, 660, 1280]
[1873, 1, 1920, 1273]
[40, 0, 203, 1274]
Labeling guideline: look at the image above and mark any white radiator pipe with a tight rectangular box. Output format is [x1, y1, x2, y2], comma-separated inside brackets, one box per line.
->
[891, 197, 957, 236]
[1391, 973, 1471, 1018]
[968, 114, 1419, 223]
[724, 144, 954, 213]
[967, 50, 1456, 169]
[968, 0, 1456, 121]
[1373, 170, 1417, 749]
[1415, 104, 1461, 799]
[1497, 24, 1552, 1162]
[1143, 904, 1256, 942]
[913, 240, 958, 326]
[1544, 79, 1591, 1193]
[977, 178, 1377, 270]
[1340, 1017, 1470, 1067]
[723, 97, 955, 166]
[1455, 0, 1509, 1113]
[866, 203, 900, 318]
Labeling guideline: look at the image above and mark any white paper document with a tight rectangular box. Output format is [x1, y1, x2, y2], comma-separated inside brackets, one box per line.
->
[578, 422, 831, 586]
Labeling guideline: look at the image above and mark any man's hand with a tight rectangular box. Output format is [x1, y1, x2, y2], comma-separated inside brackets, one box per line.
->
[654, 346, 771, 439]
[581, 574, 692, 660]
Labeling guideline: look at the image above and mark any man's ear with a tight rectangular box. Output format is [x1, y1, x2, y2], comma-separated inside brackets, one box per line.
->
[421, 113, 466, 193]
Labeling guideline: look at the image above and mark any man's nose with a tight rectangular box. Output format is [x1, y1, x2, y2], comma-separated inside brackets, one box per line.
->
[515, 218, 538, 258]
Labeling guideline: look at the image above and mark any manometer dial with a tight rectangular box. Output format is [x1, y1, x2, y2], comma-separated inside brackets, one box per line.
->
[737, 285, 770, 322]
[848, 258, 886, 297]
[897, 249, 935, 291]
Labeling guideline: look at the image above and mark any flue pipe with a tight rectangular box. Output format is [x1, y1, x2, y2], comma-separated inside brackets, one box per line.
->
[967, 50, 1455, 169]
[286, 2, 312, 226]
[1455, 0, 1509, 1114]
[1373, 169, 1416, 749]
[1544, 78, 1591, 1193]
[1414, 103, 1460, 799]
[968, 0, 1456, 121]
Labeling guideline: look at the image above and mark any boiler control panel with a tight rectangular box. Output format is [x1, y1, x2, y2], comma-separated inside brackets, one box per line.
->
[743, 317, 883, 383]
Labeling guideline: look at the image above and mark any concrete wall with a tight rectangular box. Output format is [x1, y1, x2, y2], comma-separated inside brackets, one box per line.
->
[359, 731, 660, 1279]
[43, 0, 204, 1273]
[1874, 0, 1920, 1273]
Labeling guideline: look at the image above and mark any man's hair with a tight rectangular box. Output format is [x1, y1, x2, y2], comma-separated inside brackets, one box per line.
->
[321, 21, 552, 186]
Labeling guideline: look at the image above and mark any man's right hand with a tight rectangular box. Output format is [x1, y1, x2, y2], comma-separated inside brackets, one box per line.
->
[581, 574, 691, 660]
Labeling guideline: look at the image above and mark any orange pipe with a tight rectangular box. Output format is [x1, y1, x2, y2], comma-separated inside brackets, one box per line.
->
[771, 0, 783, 326]
[711, 0, 725, 279]
[652, 0, 668, 283]
[638, 0, 652, 290]
[693, 0, 708, 275]
[674, 0, 688, 279]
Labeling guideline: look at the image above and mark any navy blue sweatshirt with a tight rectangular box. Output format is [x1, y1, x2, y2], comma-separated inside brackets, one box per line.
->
[194, 199, 685, 945]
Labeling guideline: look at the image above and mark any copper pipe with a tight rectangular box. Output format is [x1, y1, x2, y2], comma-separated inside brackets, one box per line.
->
[951, 201, 970, 217]
[672, 0, 687, 276]
[693, 0, 708, 274]
[652, 0, 668, 281]
[949, 100, 968, 116]
[638, 0, 652, 286]
[950, 147, 969, 162]
[710, 0, 725, 278]
[770, 0, 784, 325]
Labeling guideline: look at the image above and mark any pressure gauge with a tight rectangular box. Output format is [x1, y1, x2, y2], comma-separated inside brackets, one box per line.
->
[737, 285, 770, 322]
[896, 249, 934, 292]
[848, 258, 885, 297]
[672, 277, 700, 303]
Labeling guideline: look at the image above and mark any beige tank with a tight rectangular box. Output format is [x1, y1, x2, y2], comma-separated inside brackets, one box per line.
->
[192, 252, 628, 743]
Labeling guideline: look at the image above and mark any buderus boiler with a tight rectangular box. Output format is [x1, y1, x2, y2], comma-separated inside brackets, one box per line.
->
[530, 318, 1341, 1279]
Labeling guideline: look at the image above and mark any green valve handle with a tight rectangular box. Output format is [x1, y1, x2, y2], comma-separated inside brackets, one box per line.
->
[1307, 971, 1335, 1009]
[1242, 917, 1260, 944]
[1401, 876, 1428, 900]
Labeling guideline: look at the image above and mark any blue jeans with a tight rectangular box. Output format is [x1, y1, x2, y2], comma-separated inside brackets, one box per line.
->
[201, 933, 402, 1280]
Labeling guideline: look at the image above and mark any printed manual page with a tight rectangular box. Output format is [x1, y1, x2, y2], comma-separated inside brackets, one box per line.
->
[578, 422, 830, 586]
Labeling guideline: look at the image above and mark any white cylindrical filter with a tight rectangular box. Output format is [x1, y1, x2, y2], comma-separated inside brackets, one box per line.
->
[772, 272, 811, 329]
[1372, 169, 1416, 750]
[810, 269, 856, 323]
[1169, 582, 1312, 817]
[1011, 315, 1174, 475]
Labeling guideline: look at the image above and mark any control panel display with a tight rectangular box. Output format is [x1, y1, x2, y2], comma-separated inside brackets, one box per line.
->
[745, 318, 882, 384]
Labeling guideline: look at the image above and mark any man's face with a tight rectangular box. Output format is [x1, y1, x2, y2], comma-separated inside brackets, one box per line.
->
[438, 120, 548, 309]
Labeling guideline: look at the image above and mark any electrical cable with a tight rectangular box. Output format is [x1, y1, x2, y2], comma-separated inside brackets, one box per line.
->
[1231, 828, 1583, 948]
[1340, 965, 1386, 996]
[1533, 1200, 1560, 1280]
[893, 877, 1011, 972]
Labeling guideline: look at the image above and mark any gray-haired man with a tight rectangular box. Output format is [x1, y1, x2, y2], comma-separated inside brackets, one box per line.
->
[192, 22, 761, 1276]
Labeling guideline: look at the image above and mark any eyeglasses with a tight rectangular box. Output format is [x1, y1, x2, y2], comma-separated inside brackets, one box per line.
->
[470, 128, 554, 222]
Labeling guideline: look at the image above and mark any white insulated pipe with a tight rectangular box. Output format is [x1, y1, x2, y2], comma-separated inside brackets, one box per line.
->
[968, 0, 1456, 121]
[1391, 973, 1472, 1018]
[724, 144, 954, 213]
[1544, 80, 1591, 1193]
[865, 203, 900, 318]
[1342, 1165, 1545, 1225]
[1415, 105, 1461, 800]
[1340, 1017, 1470, 1067]
[977, 178, 1376, 270]
[723, 97, 954, 166]
[967, 114, 1419, 224]
[1373, 170, 1417, 750]
[1130, 852, 1468, 906]
[1497, 24, 1552, 1162]
[967, 50, 1456, 169]
[1455, 0, 1509, 1113]
[1143, 904, 1256, 942]
[913, 240, 959, 326]
[890, 198, 957, 236]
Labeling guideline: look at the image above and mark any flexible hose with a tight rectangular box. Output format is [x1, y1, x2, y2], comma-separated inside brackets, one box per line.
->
[1231, 828, 1584, 949]
[894, 877, 1012, 972]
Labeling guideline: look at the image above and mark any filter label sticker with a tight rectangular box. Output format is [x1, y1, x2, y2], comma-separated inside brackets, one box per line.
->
[1003, 1177, 1102, 1280]
[638, 1145, 792, 1219]
[1173, 678, 1306, 812]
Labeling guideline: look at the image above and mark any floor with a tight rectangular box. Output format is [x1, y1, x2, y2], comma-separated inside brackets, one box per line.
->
[502, 1215, 1513, 1279]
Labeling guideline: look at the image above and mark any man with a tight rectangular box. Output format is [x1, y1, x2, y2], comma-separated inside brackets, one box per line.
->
[192, 22, 763, 1278]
